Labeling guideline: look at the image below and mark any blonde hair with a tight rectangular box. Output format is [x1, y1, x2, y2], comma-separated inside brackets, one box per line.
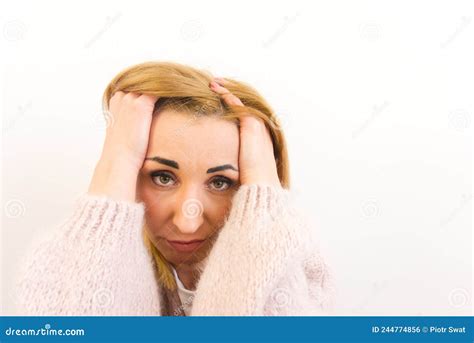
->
[102, 61, 291, 291]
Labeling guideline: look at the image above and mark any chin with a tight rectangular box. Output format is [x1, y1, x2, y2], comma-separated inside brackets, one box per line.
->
[157, 239, 212, 266]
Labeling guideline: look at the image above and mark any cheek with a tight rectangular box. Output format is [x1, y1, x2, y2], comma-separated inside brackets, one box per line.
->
[204, 195, 234, 231]
[138, 186, 170, 236]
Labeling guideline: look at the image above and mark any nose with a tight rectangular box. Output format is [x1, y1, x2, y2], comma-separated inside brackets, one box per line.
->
[172, 191, 205, 235]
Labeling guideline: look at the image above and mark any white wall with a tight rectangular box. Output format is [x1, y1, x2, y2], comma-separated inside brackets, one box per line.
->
[1, 0, 472, 315]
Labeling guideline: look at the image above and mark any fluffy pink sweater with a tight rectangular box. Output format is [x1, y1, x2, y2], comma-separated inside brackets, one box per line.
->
[15, 184, 337, 316]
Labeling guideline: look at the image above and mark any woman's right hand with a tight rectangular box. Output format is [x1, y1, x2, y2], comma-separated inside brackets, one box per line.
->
[88, 91, 159, 202]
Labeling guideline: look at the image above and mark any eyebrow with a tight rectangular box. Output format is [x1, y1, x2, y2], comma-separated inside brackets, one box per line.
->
[145, 156, 179, 169]
[207, 164, 238, 174]
[145, 156, 238, 173]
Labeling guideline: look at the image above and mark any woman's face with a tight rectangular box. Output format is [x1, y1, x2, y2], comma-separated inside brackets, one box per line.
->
[137, 108, 240, 268]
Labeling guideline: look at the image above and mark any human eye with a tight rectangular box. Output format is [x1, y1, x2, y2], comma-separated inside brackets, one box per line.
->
[150, 171, 177, 187]
[208, 176, 235, 192]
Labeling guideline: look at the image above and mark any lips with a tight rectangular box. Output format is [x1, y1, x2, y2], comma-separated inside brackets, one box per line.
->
[166, 239, 205, 253]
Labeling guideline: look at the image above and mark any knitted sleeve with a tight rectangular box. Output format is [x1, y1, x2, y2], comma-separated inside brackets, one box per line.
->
[14, 194, 161, 316]
[190, 184, 337, 316]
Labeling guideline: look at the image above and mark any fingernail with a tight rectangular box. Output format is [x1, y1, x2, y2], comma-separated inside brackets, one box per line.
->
[210, 81, 219, 89]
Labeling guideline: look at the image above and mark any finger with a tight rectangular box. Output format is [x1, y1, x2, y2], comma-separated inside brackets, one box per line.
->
[136, 93, 159, 104]
[123, 92, 141, 101]
[213, 77, 229, 85]
[209, 81, 267, 131]
[240, 115, 269, 136]
[209, 81, 244, 107]
[109, 91, 125, 108]
[110, 90, 125, 101]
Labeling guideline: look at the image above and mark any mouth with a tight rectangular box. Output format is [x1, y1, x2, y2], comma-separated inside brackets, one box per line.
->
[166, 239, 206, 253]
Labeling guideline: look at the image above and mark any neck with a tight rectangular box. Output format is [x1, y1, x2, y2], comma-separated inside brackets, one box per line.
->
[171, 256, 209, 291]
[174, 264, 199, 291]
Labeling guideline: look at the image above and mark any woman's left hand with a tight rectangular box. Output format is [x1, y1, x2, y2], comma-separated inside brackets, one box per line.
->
[210, 78, 281, 188]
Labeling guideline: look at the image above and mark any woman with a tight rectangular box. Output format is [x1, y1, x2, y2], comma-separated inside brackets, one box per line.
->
[15, 62, 336, 316]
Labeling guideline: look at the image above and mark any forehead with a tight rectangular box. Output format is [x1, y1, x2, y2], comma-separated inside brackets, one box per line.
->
[147, 109, 240, 168]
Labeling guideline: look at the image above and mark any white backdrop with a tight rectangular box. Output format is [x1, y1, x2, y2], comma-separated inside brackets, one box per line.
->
[1, 0, 472, 316]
